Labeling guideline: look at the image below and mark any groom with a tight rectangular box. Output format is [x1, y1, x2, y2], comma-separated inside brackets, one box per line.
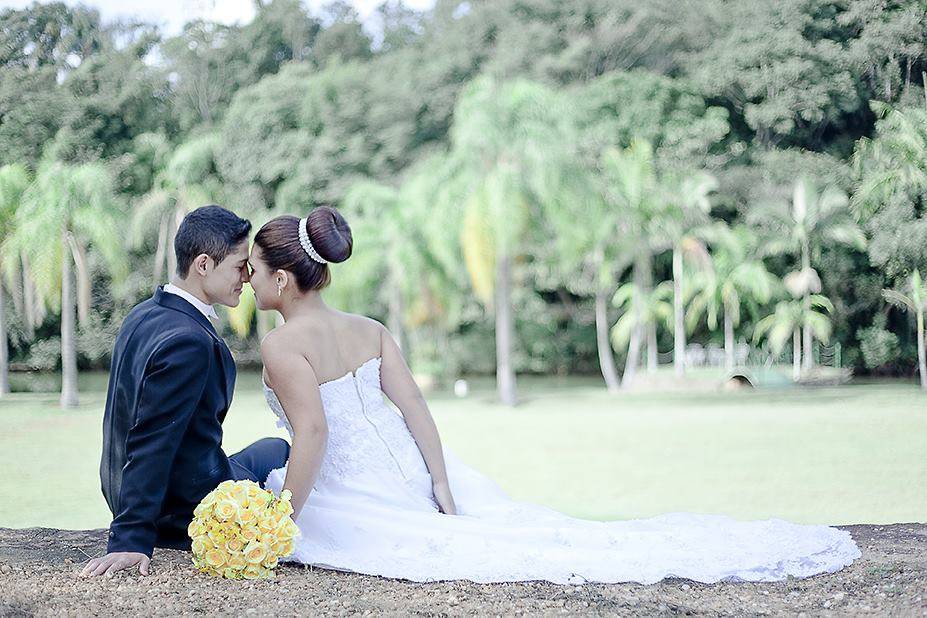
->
[82, 205, 290, 577]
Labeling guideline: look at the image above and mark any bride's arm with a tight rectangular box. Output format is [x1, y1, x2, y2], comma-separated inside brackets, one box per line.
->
[261, 334, 328, 519]
[378, 324, 457, 515]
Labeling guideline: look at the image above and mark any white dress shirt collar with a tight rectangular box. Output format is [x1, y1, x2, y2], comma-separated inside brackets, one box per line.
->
[163, 283, 219, 321]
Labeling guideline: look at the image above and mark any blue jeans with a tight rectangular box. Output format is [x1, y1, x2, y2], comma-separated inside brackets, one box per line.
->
[228, 437, 290, 487]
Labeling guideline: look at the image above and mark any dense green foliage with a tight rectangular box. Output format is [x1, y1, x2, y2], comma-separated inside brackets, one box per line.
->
[1, 0, 927, 399]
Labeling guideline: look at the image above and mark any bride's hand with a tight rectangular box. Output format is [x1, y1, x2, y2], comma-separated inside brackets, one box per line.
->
[432, 480, 457, 515]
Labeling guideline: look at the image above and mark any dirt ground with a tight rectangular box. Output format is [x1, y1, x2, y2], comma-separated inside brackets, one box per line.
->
[0, 524, 924, 617]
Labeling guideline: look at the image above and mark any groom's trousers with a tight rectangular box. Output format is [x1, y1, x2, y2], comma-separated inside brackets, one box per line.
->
[228, 437, 290, 487]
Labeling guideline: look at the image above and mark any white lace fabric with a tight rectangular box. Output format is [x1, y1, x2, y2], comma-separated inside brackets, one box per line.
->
[263, 357, 860, 584]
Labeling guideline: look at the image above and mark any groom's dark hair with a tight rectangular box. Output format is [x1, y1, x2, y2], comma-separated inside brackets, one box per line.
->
[174, 205, 252, 278]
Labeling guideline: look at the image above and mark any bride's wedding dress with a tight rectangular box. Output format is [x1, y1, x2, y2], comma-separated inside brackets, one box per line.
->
[263, 357, 859, 584]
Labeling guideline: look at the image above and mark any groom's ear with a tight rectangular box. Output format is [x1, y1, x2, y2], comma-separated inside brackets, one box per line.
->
[192, 253, 212, 277]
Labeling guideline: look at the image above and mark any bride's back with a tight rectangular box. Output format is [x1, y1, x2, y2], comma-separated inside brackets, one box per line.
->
[270, 309, 382, 386]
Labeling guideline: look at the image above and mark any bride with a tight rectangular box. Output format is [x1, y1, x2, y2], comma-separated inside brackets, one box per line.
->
[248, 206, 860, 585]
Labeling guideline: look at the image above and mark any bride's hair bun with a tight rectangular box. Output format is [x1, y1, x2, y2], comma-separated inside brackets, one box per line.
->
[253, 207, 353, 292]
[305, 206, 352, 264]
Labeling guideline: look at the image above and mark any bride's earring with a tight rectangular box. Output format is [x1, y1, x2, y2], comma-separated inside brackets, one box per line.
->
[277, 280, 283, 297]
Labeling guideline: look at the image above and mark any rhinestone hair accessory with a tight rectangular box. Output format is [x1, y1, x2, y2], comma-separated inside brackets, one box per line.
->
[298, 217, 328, 264]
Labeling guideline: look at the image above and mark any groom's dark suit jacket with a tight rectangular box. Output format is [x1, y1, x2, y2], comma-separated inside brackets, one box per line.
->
[100, 287, 236, 557]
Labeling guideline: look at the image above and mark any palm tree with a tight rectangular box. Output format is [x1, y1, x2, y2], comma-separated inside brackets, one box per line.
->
[687, 226, 777, 370]
[0, 164, 31, 396]
[14, 159, 126, 407]
[598, 141, 668, 388]
[758, 178, 865, 372]
[658, 170, 718, 377]
[338, 168, 468, 383]
[754, 294, 833, 382]
[545, 155, 631, 393]
[132, 133, 223, 283]
[438, 77, 576, 406]
[882, 270, 927, 390]
[341, 179, 420, 355]
[611, 281, 673, 383]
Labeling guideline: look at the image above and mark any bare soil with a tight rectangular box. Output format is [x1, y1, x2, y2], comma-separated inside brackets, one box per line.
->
[0, 524, 925, 616]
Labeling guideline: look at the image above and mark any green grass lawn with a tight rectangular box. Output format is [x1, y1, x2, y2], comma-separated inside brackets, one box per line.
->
[1, 372, 925, 530]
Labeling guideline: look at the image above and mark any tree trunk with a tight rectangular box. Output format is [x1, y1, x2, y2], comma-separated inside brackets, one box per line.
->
[918, 309, 926, 391]
[647, 322, 658, 373]
[672, 246, 685, 377]
[623, 261, 645, 390]
[801, 247, 813, 371]
[0, 282, 9, 396]
[168, 208, 184, 279]
[60, 243, 79, 408]
[792, 328, 801, 382]
[495, 253, 517, 406]
[802, 299, 813, 372]
[724, 307, 735, 371]
[594, 286, 621, 393]
[153, 215, 169, 283]
[22, 258, 36, 339]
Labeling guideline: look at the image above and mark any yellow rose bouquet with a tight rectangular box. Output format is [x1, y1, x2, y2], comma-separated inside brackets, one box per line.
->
[187, 480, 299, 579]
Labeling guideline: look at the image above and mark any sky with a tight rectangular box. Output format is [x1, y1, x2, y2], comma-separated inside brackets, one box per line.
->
[0, 0, 438, 35]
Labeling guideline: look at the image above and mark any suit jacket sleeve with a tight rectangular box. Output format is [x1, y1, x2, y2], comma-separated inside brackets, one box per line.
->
[107, 333, 213, 556]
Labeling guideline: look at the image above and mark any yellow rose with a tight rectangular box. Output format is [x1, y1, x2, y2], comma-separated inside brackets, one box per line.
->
[281, 540, 295, 556]
[225, 537, 244, 553]
[222, 567, 240, 579]
[237, 507, 257, 526]
[190, 520, 208, 537]
[191, 536, 209, 556]
[282, 519, 299, 539]
[272, 541, 288, 555]
[227, 552, 248, 571]
[217, 480, 236, 492]
[240, 525, 260, 542]
[204, 549, 227, 569]
[257, 516, 276, 533]
[243, 541, 268, 565]
[214, 499, 239, 521]
[262, 555, 279, 569]
[241, 564, 265, 580]
[274, 498, 294, 516]
[207, 529, 228, 546]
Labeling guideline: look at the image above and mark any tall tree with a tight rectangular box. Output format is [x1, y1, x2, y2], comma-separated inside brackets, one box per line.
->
[0, 164, 30, 396]
[13, 159, 126, 407]
[755, 178, 865, 372]
[754, 295, 833, 382]
[657, 170, 717, 377]
[853, 103, 927, 279]
[438, 76, 575, 405]
[610, 281, 673, 379]
[597, 141, 668, 387]
[687, 226, 777, 370]
[882, 270, 927, 390]
[132, 133, 223, 282]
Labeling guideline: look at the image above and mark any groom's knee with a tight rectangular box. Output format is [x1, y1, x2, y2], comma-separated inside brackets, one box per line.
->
[263, 437, 289, 467]
[246, 437, 289, 467]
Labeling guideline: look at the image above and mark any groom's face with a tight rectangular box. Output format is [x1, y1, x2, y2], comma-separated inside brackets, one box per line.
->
[202, 239, 251, 307]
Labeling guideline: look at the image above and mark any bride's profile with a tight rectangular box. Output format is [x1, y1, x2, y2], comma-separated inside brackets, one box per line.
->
[246, 206, 860, 585]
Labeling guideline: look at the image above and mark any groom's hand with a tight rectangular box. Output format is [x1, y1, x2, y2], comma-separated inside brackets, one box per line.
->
[80, 551, 150, 577]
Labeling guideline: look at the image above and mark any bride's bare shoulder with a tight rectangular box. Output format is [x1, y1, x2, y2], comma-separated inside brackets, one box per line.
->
[338, 311, 385, 334]
[259, 323, 301, 357]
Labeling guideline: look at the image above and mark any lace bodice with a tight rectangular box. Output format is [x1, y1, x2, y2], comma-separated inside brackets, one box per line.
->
[262, 357, 433, 500]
